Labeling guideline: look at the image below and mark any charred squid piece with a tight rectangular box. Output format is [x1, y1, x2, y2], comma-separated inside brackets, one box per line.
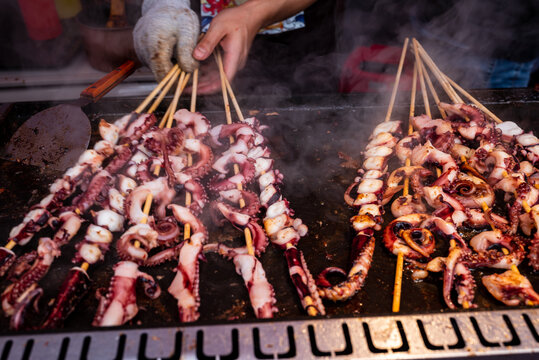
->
[2, 238, 60, 316]
[383, 165, 427, 204]
[125, 177, 176, 224]
[382, 214, 434, 260]
[208, 122, 257, 148]
[151, 216, 181, 247]
[209, 153, 255, 191]
[143, 127, 184, 156]
[73, 225, 113, 265]
[411, 114, 454, 153]
[395, 132, 422, 163]
[40, 267, 91, 329]
[93, 261, 161, 327]
[72, 170, 113, 213]
[284, 246, 325, 315]
[317, 231, 375, 301]
[515, 133, 539, 164]
[118, 113, 157, 145]
[439, 102, 497, 144]
[51, 211, 83, 247]
[167, 232, 204, 322]
[443, 244, 476, 309]
[173, 109, 210, 139]
[482, 270, 539, 306]
[233, 254, 277, 319]
[391, 194, 427, 218]
[467, 231, 526, 270]
[8, 208, 51, 247]
[450, 173, 495, 209]
[181, 139, 214, 179]
[411, 141, 460, 186]
[10, 287, 42, 331]
[116, 224, 158, 265]
[0, 248, 16, 278]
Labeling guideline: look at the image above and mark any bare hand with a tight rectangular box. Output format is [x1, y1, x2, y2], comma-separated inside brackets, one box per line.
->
[193, 6, 263, 94]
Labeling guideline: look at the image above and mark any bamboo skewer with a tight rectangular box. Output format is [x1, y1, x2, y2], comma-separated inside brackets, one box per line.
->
[184, 69, 199, 241]
[4, 66, 182, 254]
[384, 38, 409, 123]
[418, 42, 529, 306]
[214, 50, 254, 256]
[444, 76, 503, 124]
[141, 72, 187, 227]
[137, 65, 180, 114]
[392, 59, 418, 313]
[214, 52, 320, 317]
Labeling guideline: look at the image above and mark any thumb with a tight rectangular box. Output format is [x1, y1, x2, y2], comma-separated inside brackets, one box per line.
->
[193, 24, 224, 61]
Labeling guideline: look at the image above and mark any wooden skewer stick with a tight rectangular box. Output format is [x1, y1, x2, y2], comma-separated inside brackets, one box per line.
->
[392, 60, 418, 313]
[184, 69, 199, 241]
[215, 50, 255, 256]
[418, 59, 446, 119]
[3, 66, 183, 254]
[413, 39, 431, 119]
[216, 52, 320, 317]
[444, 76, 503, 124]
[224, 76, 245, 122]
[413, 40, 462, 104]
[148, 68, 181, 116]
[141, 72, 187, 226]
[139, 65, 181, 114]
[410, 47, 469, 308]
[384, 38, 409, 123]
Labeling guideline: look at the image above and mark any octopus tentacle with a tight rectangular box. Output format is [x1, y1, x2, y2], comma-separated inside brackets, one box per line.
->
[151, 217, 181, 247]
[167, 232, 204, 322]
[182, 139, 213, 179]
[144, 243, 185, 267]
[317, 235, 375, 301]
[41, 267, 91, 329]
[169, 204, 208, 241]
[1, 238, 60, 315]
[233, 254, 277, 318]
[116, 224, 159, 264]
[93, 261, 160, 327]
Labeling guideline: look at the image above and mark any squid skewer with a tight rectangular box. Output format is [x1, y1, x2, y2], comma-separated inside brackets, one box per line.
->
[318, 39, 408, 304]
[0, 66, 182, 280]
[220, 57, 325, 316]
[214, 50, 255, 256]
[6, 66, 182, 327]
[167, 68, 211, 322]
[94, 73, 193, 327]
[416, 40, 539, 307]
[392, 59, 418, 313]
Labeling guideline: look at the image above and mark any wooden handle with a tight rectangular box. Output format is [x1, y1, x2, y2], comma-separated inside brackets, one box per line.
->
[80, 60, 136, 102]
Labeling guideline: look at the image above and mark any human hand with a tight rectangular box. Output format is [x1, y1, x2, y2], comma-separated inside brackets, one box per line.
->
[133, 0, 199, 81]
[193, 5, 264, 94]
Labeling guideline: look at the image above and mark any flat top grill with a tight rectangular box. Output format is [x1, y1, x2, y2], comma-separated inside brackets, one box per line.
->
[0, 89, 537, 359]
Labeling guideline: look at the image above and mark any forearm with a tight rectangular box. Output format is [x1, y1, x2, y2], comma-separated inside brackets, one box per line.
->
[237, 0, 317, 30]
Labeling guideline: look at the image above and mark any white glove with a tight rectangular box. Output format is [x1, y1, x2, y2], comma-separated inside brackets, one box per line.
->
[133, 0, 200, 80]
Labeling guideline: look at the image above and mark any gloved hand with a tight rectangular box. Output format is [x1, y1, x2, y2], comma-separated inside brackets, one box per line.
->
[133, 0, 199, 81]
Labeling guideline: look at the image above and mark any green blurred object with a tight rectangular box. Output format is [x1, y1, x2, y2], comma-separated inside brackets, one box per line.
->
[54, 0, 82, 19]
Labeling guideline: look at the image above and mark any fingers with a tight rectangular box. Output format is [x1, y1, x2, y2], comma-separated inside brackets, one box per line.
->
[193, 22, 225, 61]
[175, 8, 200, 73]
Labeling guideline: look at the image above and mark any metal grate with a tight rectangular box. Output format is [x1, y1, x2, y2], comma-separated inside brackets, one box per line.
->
[0, 308, 537, 359]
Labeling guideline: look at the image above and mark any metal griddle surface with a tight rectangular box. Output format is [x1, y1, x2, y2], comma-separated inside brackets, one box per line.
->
[0, 89, 537, 335]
